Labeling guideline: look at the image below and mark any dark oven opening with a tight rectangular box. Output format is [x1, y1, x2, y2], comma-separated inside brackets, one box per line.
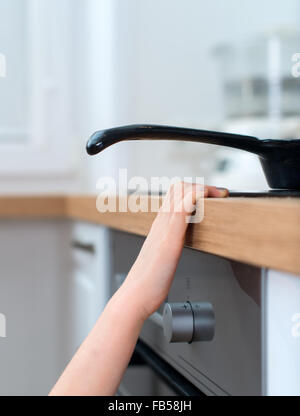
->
[117, 340, 205, 397]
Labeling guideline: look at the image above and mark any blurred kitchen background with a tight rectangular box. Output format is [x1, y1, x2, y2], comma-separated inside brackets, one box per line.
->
[0, 0, 300, 396]
[1, 0, 300, 194]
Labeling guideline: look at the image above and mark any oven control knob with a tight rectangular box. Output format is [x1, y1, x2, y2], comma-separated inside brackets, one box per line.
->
[162, 302, 215, 343]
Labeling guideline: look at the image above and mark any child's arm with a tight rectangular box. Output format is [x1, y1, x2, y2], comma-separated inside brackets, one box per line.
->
[50, 183, 228, 396]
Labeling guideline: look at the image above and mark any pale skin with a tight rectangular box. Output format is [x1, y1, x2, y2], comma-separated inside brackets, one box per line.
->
[50, 183, 228, 396]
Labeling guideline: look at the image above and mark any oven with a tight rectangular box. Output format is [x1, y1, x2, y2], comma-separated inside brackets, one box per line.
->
[111, 230, 263, 396]
[118, 340, 204, 396]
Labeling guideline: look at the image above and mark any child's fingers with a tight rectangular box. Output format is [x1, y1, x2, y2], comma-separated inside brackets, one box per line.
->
[162, 182, 198, 213]
[160, 183, 228, 219]
[205, 186, 229, 198]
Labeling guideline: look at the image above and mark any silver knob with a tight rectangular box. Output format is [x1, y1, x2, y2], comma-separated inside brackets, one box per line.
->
[162, 302, 215, 343]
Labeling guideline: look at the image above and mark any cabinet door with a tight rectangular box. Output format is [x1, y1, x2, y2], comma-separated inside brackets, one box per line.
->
[0, 219, 71, 395]
[263, 269, 300, 396]
[67, 222, 111, 355]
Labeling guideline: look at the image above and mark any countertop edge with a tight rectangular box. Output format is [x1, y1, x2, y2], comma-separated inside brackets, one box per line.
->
[0, 195, 299, 275]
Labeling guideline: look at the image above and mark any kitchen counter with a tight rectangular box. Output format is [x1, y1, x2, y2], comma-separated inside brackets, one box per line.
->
[0, 195, 299, 275]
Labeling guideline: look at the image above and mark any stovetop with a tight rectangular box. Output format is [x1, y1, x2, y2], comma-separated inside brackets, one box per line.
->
[229, 190, 300, 197]
[129, 189, 300, 198]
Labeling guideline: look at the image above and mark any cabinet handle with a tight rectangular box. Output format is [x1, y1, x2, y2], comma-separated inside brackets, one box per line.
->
[71, 240, 95, 254]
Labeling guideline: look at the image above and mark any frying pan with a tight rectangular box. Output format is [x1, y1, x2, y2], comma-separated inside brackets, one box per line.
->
[86, 124, 300, 190]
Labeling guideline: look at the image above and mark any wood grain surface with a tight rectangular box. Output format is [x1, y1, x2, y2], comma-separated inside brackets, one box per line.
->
[0, 195, 299, 275]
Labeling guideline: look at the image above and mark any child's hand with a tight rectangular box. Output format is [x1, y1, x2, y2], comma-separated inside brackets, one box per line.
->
[50, 182, 228, 396]
[122, 183, 228, 320]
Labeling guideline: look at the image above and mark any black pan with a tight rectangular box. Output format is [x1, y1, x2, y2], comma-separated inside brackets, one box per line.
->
[86, 124, 300, 190]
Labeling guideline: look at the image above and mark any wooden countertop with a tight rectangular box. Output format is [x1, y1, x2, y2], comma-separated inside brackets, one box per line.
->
[0, 195, 300, 275]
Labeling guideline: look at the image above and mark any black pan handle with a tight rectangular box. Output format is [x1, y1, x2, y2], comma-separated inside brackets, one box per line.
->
[86, 124, 266, 157]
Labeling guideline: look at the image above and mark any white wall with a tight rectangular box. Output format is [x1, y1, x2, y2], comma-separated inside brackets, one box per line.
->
[103, 0, 300, 186]
[0, 0, 299, 192]
[83, 0, 300, 190]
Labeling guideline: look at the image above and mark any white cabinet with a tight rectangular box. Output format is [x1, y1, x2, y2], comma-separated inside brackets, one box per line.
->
[263, 269, 300, 396]
[0, 219, 71, 395]
[0, 219, 111, 395]
[66, 222, 112, 356]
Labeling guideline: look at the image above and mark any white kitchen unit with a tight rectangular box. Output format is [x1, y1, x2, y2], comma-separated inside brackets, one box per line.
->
[0, 220, 111, 395]
[263, 270, 300, 396]
[0, 220, 70, 395]
[67, 221, 112, 357]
